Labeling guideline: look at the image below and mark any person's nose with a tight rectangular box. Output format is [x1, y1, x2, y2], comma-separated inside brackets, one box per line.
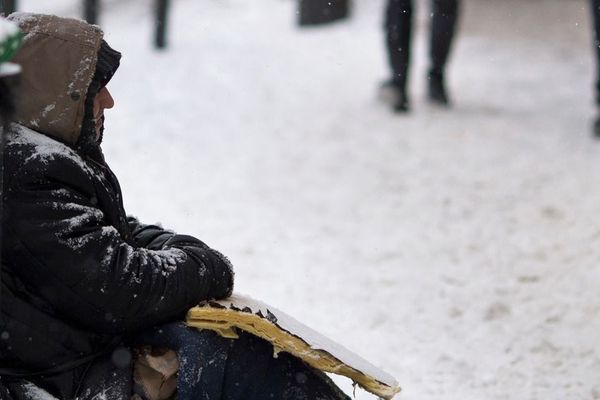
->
[101, 88, 115, 110]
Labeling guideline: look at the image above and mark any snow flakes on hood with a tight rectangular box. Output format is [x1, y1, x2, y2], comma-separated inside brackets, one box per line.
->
[6, 12, 38, 27]
[41, 103, 56, 117]
[67, 56, 93, 92]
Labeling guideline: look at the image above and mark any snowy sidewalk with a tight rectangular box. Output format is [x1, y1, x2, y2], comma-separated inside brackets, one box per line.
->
[18, 0, 600, 399]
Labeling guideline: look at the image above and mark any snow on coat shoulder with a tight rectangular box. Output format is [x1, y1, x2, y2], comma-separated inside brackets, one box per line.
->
[7, 124, 95, 174]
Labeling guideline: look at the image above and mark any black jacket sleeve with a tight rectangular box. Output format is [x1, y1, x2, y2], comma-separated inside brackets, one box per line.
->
[126, 216, 175, 250]
[4, 154, 234, 335]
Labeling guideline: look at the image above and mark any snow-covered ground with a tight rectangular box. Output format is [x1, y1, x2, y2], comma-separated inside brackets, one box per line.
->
[17, 0, 600, 399]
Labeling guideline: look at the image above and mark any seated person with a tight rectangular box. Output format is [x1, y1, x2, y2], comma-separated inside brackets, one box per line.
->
[0, 12, 350, 400]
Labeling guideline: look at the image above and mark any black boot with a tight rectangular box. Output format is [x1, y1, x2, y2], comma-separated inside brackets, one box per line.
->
[379, 80, 410, 113]
[384, 0, 411, 113]
[427, 70, 450, 106]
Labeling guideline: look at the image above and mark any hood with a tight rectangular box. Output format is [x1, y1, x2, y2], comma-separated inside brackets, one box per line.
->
[7, 12, 103, 146]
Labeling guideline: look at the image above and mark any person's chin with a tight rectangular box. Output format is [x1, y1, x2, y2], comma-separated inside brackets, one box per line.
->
[95, 117, 105, 144]
[95, 125, 104, 143]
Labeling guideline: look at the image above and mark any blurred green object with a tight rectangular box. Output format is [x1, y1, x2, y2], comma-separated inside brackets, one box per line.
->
[298, 0, 350, 26]
[0, 17, 21, 77]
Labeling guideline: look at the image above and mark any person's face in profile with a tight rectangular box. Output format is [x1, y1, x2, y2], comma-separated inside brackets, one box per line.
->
[93, 86, 114, 140]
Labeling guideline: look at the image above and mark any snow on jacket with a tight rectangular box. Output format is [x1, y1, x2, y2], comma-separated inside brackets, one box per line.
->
[0, 13, 234, 399]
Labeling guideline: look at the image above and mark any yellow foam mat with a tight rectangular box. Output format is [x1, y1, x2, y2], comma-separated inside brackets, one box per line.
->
[186, 297, 400, 399]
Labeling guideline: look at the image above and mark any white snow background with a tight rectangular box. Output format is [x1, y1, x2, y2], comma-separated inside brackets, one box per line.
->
[16, 0, 600, 399]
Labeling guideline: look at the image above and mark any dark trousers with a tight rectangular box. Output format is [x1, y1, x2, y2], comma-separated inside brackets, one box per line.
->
[591, 0, 600, 104]
[385, 0, 459, 89]
[138, 323, 351, 400]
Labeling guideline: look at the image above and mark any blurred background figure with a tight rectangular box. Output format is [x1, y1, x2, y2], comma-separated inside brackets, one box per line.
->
[379, 0, 459, 112]
[0, 0, 17, 16]
[297, 0, 350, 26]
[0, 0, 171, 49]
[80, 0, 172, 49]
[591, 0, 600, 138]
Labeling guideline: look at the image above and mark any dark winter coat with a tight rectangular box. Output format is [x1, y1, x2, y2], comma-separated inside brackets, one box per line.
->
[0, 13, 234, 399]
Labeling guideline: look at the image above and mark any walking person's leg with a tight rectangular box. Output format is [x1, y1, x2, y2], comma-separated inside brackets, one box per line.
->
[590, 0, 600, 137]
[429, 0, 459, 105]
[382, 0, 413, 112]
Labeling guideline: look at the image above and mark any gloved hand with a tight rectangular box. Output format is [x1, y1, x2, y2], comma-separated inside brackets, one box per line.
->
[164, 235, 234, 300]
